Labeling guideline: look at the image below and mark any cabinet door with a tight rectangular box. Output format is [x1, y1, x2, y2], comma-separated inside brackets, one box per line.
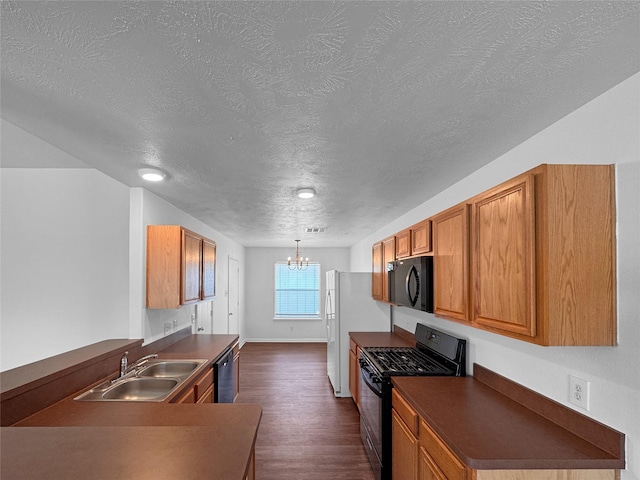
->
[372, 242, 384, 300]
[411, 220, 432, 255]
[201, 238, 216, 299]
[432, 204, 470, 322]
[472, 174, 536, 337]
[419, 447, 446, 480]
[382, 236, 396, 303]
[233, 344, 240, 403]
[392, 409, 419, 480]
[175, 386, 196, 403]
[146, 225, 182, 309]
[181, 229, 202, 304]
[349, 343, 361, 410]
[420, 420, 466, 480]
[396, 229, 411, 258]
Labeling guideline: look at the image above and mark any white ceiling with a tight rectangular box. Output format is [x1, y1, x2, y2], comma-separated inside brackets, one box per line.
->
[2, 1, 639, 247]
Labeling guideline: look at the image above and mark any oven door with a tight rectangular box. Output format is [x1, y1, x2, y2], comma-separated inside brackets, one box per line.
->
[359, 361, 384, 480]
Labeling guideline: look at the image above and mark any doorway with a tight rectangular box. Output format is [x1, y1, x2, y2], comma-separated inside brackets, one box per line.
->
[227, 256, 240, 335]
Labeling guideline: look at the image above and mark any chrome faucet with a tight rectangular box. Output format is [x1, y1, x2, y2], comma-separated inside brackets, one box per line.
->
[120, 351, 129, 378]
[117, 352, 159, 380]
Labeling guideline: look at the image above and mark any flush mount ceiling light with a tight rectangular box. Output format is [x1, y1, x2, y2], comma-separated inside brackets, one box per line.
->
[139, 168, 166, 182]
[297, 188, 316, 199]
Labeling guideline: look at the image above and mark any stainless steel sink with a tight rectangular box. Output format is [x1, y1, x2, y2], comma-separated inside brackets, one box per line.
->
[102, 378, 179, 400]
[138, 360, 203, 378]
[74, 358, 208, 402]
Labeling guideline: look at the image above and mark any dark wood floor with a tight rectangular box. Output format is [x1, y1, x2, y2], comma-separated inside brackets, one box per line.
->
[236, 342, 376, 480]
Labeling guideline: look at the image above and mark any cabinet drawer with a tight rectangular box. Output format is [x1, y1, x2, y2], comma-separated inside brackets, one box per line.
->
[392, 389, 419, 436]
[175, 386, 196, 403]
[420, 419, 466, 480]
[196, 382, 214, 404]
[194, 368, 214, 402]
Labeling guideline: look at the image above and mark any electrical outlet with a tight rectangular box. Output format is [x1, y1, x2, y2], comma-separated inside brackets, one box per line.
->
[164, 322, 172, 335]
[569, 375, 590, 410]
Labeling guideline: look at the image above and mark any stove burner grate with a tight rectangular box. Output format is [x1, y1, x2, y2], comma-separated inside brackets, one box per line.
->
[364, 347, 451, 376]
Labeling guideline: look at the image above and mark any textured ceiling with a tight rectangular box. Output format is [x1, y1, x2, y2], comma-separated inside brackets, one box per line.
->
[2, 1, 639, 247]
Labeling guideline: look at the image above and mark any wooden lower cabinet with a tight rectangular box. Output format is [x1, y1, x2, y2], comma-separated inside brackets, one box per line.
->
[393, 409, 419, 480]
[233, 343, 240, 403]
[420, 447, 449, 480]
[174, 367, 214, 404]
[419, 419, 467, 480]
[349, 339, 360, 409]
[392, 391, 617, 480]
[392, 389, 420, 480]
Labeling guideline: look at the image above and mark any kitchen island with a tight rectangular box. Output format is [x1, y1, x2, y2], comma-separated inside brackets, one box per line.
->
[1, 331, 261, 480]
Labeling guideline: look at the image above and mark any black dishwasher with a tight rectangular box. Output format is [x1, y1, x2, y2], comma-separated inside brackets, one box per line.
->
[214, 348, 235, 403]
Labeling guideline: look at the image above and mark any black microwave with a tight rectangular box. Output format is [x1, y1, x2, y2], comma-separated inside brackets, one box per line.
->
[388, 255, 434, 313]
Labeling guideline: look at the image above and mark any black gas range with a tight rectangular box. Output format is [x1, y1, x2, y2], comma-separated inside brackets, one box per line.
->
[358, 324, 466, 480]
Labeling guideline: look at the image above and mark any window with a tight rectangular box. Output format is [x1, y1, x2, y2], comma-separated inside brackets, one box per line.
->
[274, 263, 321, 319]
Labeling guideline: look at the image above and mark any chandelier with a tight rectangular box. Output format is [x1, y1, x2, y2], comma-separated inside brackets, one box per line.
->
[287, 240, 309, 271]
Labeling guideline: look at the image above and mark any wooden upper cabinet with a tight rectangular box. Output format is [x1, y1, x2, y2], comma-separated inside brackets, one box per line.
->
[533, 164, 616, 346]
[469, 164, 616, 345]
[382, 236, 396, 303]
[201, 238, 216, 299]
[372, 164, 616, 346]
[147, 225, 216, 309]
[372, 242, 384, 300]
[411, 219, 432, 255]
[395, 229, 411, 258]
[181, 229, 203, 305]
[432, 203, 470, 323]
[472, 174, 536, 338]
[372, 237, 396, 302]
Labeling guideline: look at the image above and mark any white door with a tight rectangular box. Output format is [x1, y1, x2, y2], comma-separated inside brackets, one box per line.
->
[194, 302, 213, 334]
[227, 256, 240, 335]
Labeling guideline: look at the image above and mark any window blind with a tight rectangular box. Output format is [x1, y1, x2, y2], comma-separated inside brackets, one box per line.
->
[274, 263, 320, 319]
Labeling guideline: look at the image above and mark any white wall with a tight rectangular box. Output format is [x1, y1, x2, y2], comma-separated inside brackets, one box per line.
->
[244, 247, 349, 341]
[1, 122, 247, 369]
[0, 168, 131, 370]
[350, 73, 640, 480]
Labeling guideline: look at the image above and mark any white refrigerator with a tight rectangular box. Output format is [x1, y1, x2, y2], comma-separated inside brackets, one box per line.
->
[325, 270, 391, 397]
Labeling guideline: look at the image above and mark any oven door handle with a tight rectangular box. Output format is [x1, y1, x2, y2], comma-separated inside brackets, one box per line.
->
[360, 365, 384, 397]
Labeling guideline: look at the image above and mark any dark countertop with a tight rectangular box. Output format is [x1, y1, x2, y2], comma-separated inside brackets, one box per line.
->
[3, 404, 261, 480]
[392, 373, 624, 471]
[5, 334, 261, 480]
[349, 330, 414, 349]
[154, 333, 239, 362]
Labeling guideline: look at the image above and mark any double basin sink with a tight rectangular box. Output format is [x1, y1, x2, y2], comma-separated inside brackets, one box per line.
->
[75, 359, 208, 402]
